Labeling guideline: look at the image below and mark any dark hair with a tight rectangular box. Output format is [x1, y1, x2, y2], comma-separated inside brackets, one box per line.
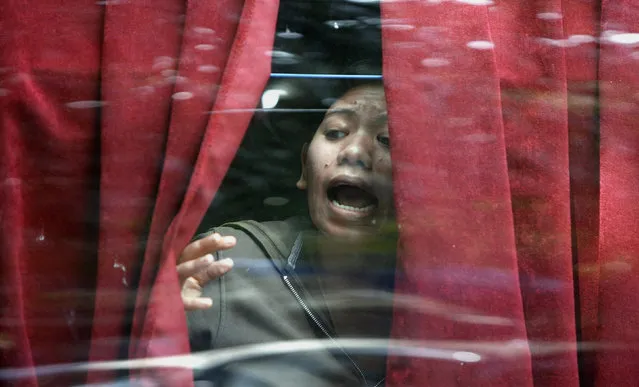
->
[308, 58, 383, 109]
[338, 58, 383, 91]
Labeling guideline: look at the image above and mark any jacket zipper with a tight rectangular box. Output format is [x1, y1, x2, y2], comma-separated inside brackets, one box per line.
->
[282, 275, 369, 386]
[239, 222, 373, 385]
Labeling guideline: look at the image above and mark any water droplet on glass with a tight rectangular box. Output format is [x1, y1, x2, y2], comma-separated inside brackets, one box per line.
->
[265, 50, 299, 65]
[172, 91, 194, 101]
[166, 75, 187, 85]
[193, 27, 215, 35]
[456, 0, 493, 5]
[466, 40, 495, 50]
[261, 89, 284, 109]
[452, 351, 481, 362]
[538, 38, 575, 47]
[537, 12, 562, 20]
[152, 56, 175, 70]
[195, 44, 215, 51]
[421, 58, 450, 67]
[325, 20, 359, 29]
[277, 27, 303, 39]
[266, 50, 294, 58]
[605, 31, 639, 45]
[359, 17, 381, 26]
[568, 35, 596, 44]
[198, 65, 219, 73]
[382, 24, 415, 31]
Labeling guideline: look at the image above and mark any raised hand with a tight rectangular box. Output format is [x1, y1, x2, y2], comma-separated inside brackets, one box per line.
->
[177, 233, 236, 310]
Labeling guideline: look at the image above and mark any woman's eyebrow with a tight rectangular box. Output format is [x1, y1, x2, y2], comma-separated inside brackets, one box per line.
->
[324, 108, 357, 119]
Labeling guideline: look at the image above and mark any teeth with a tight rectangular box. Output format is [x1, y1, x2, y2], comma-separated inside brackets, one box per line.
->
[332, 200, 375, 213]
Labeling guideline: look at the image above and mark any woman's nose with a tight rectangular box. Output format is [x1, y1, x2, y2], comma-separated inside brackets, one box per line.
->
[337, 133, 373, 170]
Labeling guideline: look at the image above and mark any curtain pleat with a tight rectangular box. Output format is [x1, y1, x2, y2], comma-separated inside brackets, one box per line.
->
[89, 0, 278, 384]
[381, 1, 635, 386]
[492, 2, 579, 386]
[382, 2, 532, 386]
[596, 1, 639, 385]
[88, 1, 186, 375]
[128, 1, 278, 384]
[1, 2, 103, 386]
[1, 1, 278, 385]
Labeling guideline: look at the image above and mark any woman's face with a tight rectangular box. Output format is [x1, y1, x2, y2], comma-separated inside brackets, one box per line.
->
[297, 84, 394, 241]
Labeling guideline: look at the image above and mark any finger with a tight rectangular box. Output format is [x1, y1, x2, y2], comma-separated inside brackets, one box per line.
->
[193, 258, 234, 285]
[183, 297, 213, 311]
[179, 233, 237, 264]
[177, 254, 214, 283]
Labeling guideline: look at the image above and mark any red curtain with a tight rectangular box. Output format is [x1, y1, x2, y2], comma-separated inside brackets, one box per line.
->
[382, 1, 639, 386]
[0, 1, 278, 386]
[3, 1, 639, 387]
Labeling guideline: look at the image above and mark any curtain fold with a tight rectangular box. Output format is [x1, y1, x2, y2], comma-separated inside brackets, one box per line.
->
[1, 2, 103, 386]
[596, 1, 639, 385]
[129, 1, 278, 384]
[382, 1, 638, 386]
[562, 0, 600, 369]
[88, 1, 187, 374]
[1, 1, 278, 386]
[491, 2, 579, 386]
[382, 2, 532, 386]
[89, 0, 278, 384]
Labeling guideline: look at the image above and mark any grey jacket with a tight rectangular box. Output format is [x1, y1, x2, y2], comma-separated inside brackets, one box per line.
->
[187, 218, 383, 387]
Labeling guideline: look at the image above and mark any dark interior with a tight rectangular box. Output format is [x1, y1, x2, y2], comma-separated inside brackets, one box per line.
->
[198, 0, 382, 232]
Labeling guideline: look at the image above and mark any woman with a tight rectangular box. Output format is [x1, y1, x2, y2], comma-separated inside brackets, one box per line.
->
[178, 82, 396, 387]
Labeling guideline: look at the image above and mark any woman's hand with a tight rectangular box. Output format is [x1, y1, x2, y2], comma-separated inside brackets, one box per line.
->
[177, 233, 236, 311]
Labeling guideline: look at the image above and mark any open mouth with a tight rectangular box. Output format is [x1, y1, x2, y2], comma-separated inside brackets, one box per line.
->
[327, 180, 378, 214]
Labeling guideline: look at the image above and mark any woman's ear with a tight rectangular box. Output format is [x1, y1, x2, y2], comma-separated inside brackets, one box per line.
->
[296, 143, 309, 190]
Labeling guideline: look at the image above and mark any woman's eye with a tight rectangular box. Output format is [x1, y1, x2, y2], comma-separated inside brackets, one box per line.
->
[377, 134, 390, 148]
[325, 129, 347, 140]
